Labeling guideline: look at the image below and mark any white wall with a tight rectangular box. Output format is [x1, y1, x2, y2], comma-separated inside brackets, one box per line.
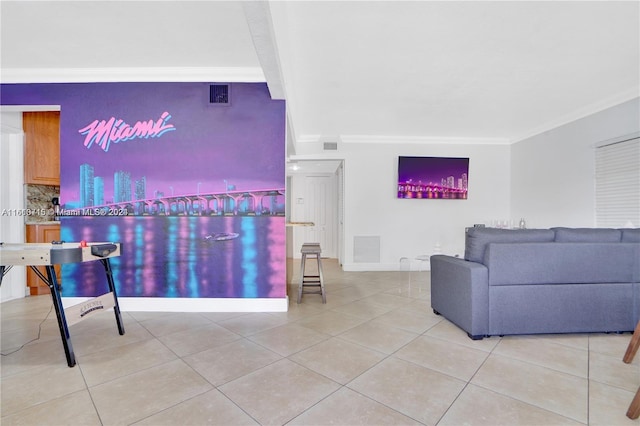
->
[294, 137, 511, 271]
[511, 98, 640, 229]
[293, 98, 640, 271]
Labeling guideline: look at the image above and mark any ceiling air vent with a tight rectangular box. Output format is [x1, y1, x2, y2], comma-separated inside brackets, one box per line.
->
[210, 84, 230, 105]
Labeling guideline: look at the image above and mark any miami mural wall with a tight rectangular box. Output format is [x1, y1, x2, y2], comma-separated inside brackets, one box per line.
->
[1, 83, 286, 299]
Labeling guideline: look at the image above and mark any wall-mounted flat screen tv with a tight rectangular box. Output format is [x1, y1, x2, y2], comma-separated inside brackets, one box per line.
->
[397, 156, 469, 199]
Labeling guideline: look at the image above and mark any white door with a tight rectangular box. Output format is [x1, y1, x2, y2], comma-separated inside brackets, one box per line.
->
[303, 175, 337, 258]
[0, 127, 26, 302]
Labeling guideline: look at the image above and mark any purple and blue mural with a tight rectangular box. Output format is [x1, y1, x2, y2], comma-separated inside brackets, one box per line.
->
[1, 82, 286, 299]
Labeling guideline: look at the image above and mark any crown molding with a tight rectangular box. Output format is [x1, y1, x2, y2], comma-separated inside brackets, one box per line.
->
[341, 135, 511, 145]
[300, 134, 511, 145]
[511, 88, 640, 144]
[0, 67, 266, 84]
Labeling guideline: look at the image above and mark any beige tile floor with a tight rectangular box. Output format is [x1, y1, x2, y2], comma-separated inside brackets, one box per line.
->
[1, 259, 639, 425]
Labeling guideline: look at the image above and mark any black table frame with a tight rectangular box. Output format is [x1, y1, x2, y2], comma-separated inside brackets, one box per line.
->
[0, 252, 125, 368]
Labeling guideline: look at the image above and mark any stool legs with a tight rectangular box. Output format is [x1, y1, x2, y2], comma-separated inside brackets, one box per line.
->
[624, 319, 640, 363]
[297, 253, 306, 304]
[627, 389, 640, 420]
[297, 247, 325, 304]
[318, 255, 326, 303]
[399, 257, 410, 287]
[624, 319, 640, 419]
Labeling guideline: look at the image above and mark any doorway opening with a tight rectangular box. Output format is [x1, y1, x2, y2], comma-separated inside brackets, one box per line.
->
[286, 159, 344, 267]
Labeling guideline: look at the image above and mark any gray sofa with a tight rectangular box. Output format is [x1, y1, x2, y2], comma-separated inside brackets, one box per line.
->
[430, 227, 640, 340]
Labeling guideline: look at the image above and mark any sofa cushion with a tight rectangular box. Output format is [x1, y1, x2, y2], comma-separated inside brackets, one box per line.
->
[552, 227, 621, 242]
[485, 242, 639, 285]
[621, 228, 640, 242]
[464, 228, 555, 263]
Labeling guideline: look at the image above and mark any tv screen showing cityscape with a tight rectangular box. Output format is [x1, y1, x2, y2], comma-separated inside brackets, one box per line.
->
[397, 156, 469, 199]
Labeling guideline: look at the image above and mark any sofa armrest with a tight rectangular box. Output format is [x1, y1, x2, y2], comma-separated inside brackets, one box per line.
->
[430, 255, 489, 338]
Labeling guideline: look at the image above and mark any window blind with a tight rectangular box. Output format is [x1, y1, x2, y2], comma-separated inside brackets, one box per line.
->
[595, 135, 640, 228]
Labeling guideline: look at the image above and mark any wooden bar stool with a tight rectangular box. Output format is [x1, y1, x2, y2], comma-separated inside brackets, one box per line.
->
[297, 243, 325, 304]
[623, 319, 640, 419]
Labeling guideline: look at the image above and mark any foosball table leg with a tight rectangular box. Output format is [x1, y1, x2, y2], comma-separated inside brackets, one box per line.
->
[101, 258, 125, 336]
[45, 265, 76, 367]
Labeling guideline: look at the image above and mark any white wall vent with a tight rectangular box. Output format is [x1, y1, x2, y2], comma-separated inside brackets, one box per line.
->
[323, 142, 338, 151]
[353, 236, 380, 263]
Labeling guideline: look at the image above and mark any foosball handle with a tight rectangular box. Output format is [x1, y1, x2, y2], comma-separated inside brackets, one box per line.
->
[91, 244, 118, 258]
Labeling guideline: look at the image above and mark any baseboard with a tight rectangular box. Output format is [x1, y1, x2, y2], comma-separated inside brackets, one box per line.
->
[62, 296, 289, 312]
[342, 262, 432, 272]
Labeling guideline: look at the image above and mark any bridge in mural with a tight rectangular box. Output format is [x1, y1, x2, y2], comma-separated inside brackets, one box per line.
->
[65, 188, 285, 217]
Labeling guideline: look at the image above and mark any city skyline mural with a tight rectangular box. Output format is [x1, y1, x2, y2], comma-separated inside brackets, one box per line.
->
[0, 82, 286, 299]
[397, 156, 470, 199]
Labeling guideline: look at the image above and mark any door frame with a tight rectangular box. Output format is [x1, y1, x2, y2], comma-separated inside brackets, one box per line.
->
[286, 159, 344, 265]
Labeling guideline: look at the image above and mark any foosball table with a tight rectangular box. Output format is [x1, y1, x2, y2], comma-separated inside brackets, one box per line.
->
[0, 241, 125, 367]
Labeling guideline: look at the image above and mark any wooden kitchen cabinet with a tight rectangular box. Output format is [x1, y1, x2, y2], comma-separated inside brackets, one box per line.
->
[23, 111, 60, 186]
[25, 223, 61, 295]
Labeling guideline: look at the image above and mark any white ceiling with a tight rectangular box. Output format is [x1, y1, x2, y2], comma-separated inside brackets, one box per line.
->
[1, 1, 639, 151]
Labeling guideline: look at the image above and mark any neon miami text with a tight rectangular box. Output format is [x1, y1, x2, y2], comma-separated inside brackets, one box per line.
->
[79, 111, 176, 152]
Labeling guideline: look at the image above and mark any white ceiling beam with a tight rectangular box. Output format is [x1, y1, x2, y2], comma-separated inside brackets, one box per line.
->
[242, 1, 286, 100]
[0, 67, 265, 84]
